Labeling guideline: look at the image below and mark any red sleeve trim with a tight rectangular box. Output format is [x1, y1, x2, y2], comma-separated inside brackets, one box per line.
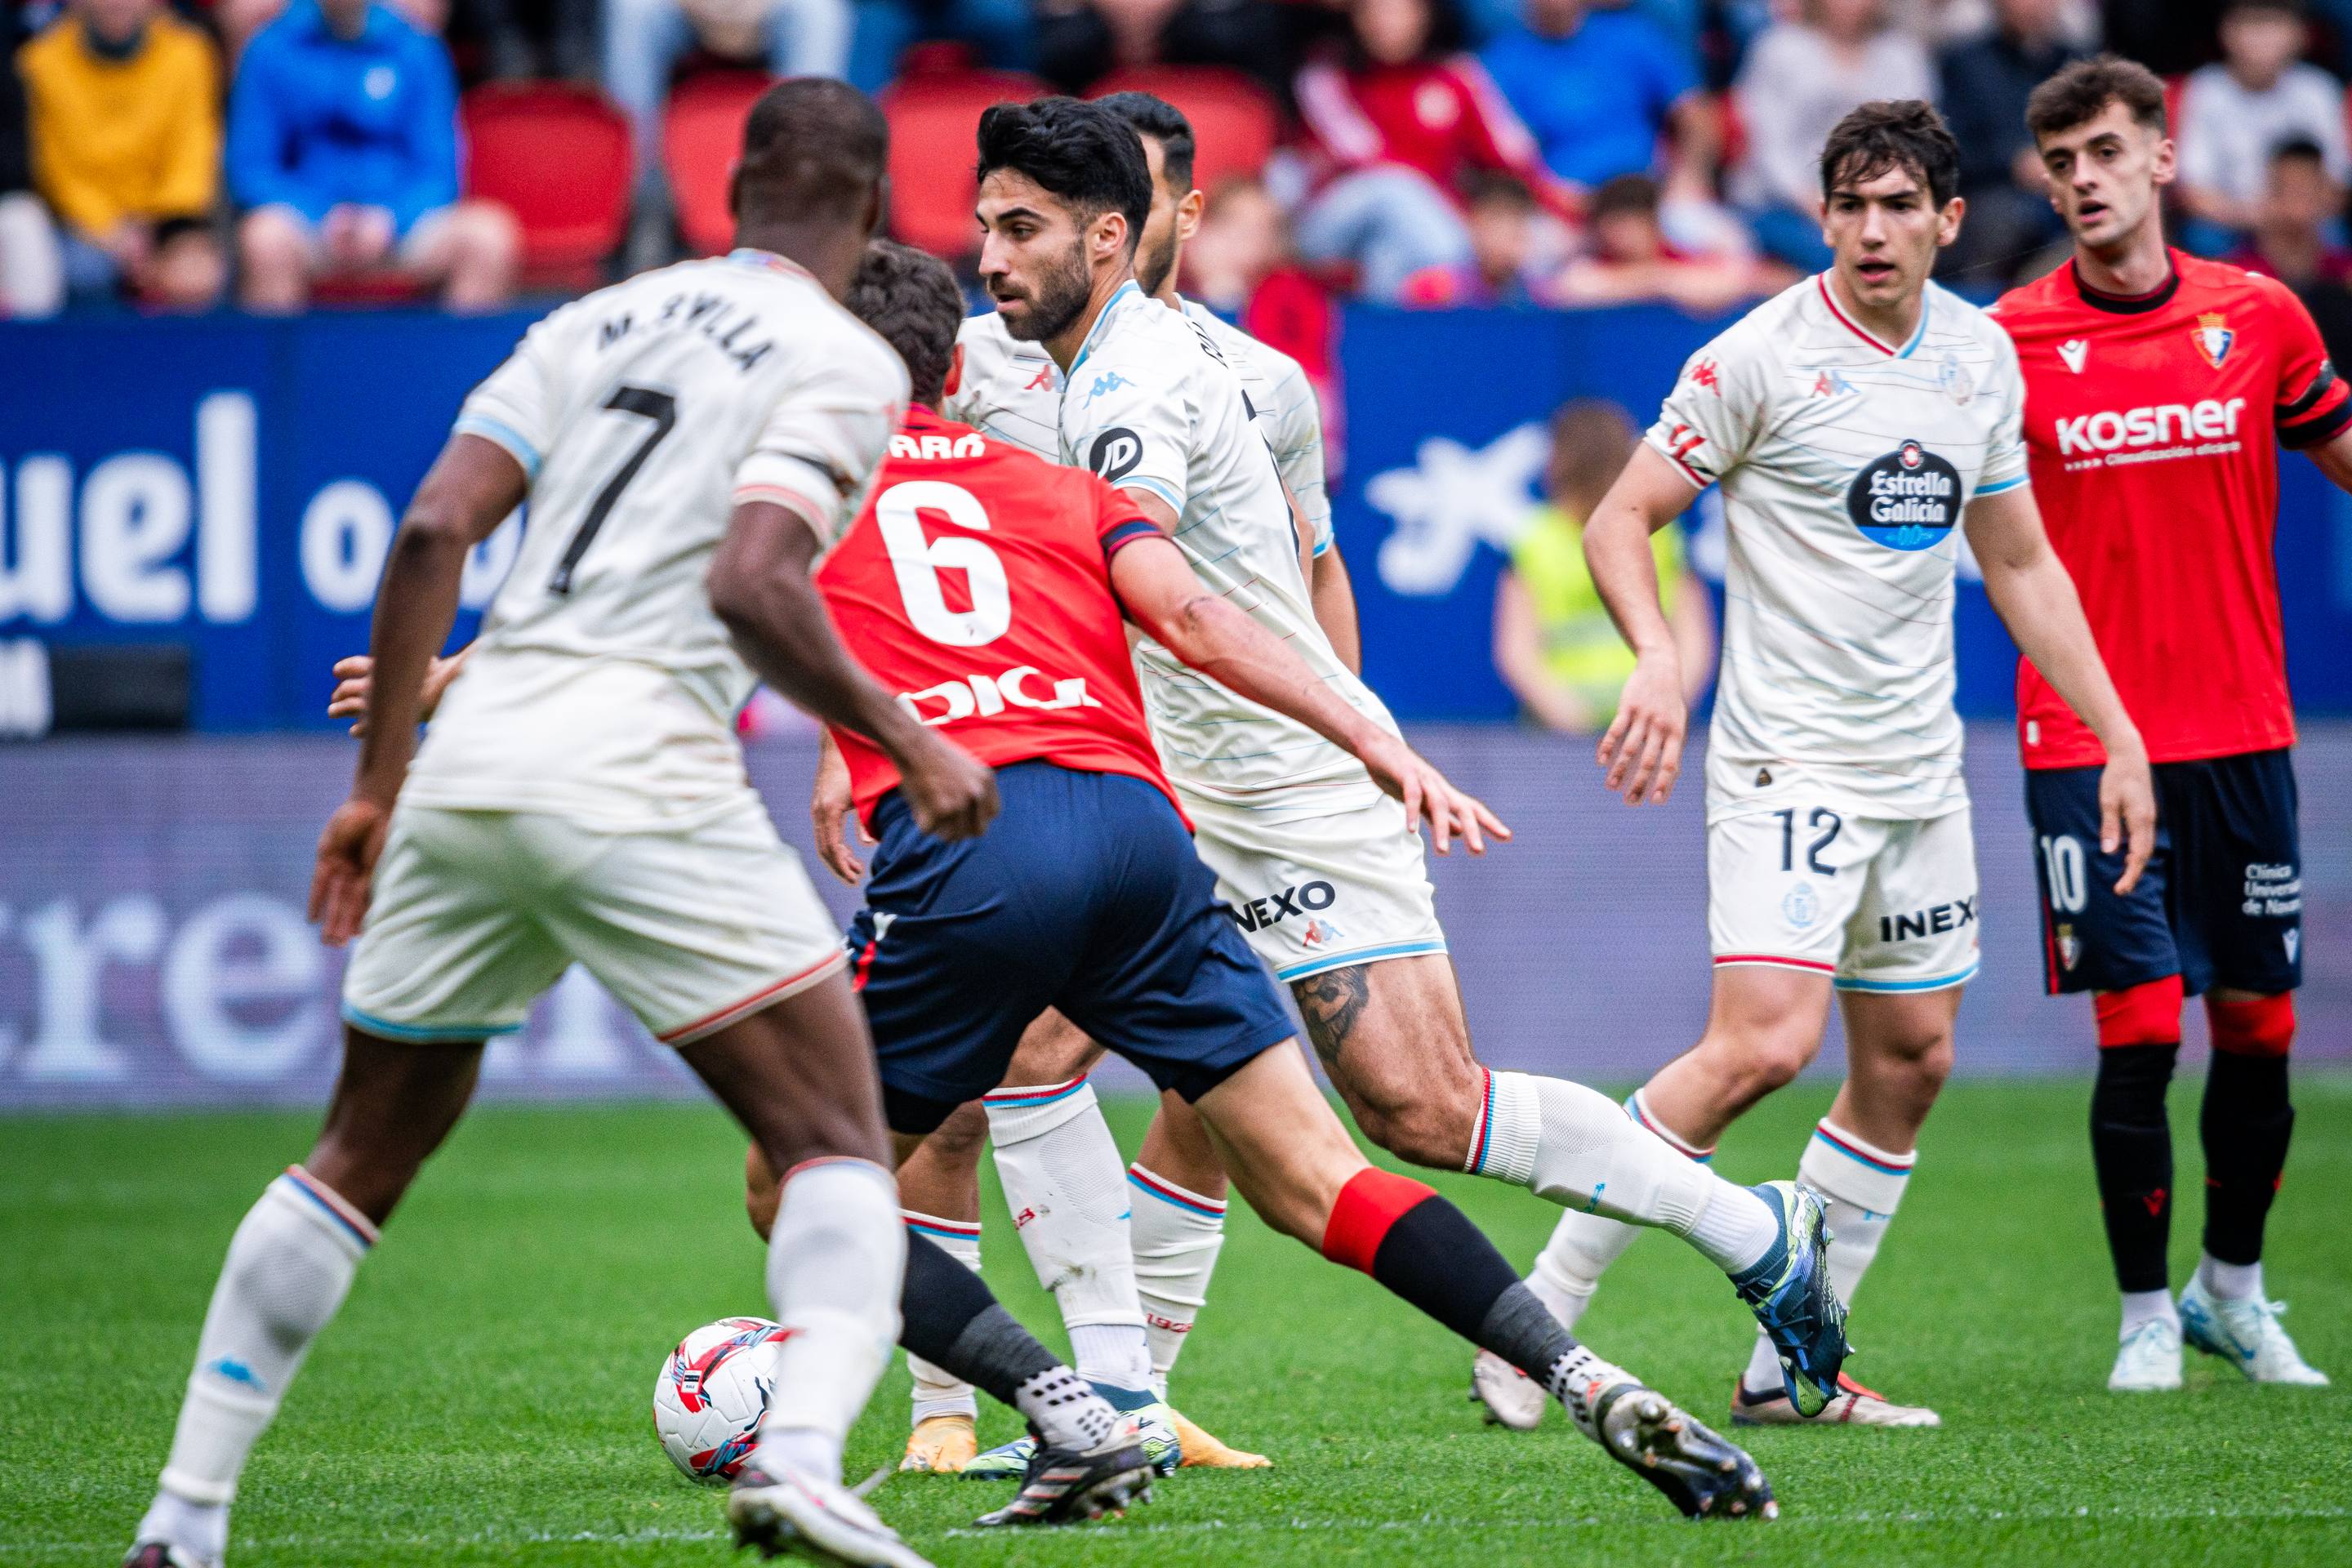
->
[2278, 382, 2352, 449]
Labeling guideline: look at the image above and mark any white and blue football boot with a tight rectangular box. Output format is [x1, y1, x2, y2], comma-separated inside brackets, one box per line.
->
[1728, 1182, 1850, 1417]
[2180, 1276, 2330, 1386]
[963, 1385, 1181, 1479]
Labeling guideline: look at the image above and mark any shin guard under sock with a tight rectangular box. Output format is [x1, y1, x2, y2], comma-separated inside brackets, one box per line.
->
[2091, 1042, 2179, 1294]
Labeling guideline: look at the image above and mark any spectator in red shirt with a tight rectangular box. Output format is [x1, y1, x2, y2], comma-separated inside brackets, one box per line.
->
[1292, 0, 1573, 299]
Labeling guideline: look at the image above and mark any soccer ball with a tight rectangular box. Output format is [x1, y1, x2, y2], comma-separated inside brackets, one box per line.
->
[652, 1315, 794, 1482]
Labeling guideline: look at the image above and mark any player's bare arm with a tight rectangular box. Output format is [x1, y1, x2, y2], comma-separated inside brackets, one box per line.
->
[2300, 421, 2352, 494]
[327, 643, 472, 735]
[1111, 514, 1506, 855]
[1310, 541, 1363, 675]
[708, 497, 999, 842]
[1962, 483, 2154, 892]
[1582, 442, 1695, 805]
[311, 433, 525, 947]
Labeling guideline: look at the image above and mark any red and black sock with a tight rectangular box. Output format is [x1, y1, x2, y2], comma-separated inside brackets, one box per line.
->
[1321, 1167, 1581, 1389]
[2089, 979, 2184, 1294]
[2201, 996, 2296, 1268]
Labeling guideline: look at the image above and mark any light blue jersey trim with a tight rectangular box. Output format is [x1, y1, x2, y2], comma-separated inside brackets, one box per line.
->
[342, 1004, 526, 1043]
[1834, 961, 1978, 994]
[1276, 938, 1448, 982]
[1897, 291, 1931, 359]
[1974, 474, 2027, 496]
[1116, 474, 1183, 514]
[1069, 280, 1143, 376]
[453, 415, 541, 479]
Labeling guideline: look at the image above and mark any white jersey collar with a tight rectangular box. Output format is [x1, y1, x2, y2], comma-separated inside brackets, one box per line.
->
[1070, 278, 1146, 374]
[1815, 272, 1931, 359]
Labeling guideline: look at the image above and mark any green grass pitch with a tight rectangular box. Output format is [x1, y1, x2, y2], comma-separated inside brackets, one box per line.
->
[4, 1079, 2347, 1566]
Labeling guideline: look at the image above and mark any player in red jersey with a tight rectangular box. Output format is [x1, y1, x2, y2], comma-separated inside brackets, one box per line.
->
[1993, 56, 2345, 1392]
[786, 238, 1788, 1521]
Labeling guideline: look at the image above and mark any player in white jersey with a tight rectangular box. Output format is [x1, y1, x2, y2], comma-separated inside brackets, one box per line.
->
[1479, 101, 2157, 1434]
[956, 91, 1864, 1447]
[120, 82, 1107, 1568]
[853, 93, 1352, 1477]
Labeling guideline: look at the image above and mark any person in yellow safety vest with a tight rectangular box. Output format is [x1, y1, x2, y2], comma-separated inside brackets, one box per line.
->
[1493, 398, 1715, 733]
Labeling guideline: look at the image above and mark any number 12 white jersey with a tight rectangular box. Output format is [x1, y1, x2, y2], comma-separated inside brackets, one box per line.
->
[403, 250, 908, 829]
[1646, 274, 2029, 824]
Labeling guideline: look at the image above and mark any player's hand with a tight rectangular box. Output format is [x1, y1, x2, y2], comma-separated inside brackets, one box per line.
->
[893, 731, 999, 842]
[1359, 731, 1510, 855]
[1597, 652, 1686, 805]
[327, 653, 464, 735]
[2098, 743, 2158, 895]
[810, 741, 873, 884]
[308, 795, 392, 947]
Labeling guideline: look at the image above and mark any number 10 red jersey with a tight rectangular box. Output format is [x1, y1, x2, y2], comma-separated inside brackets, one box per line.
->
[813, 407, 1179, 827]
[1993, 252, 2352, 768]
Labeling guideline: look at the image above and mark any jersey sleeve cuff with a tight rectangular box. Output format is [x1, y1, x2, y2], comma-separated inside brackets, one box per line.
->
[1642, 433, 1712, 490]
[1100, 517, 1163, 560]
[2278, 391, 2352, 450]
[733, 452, 842, 536]
[452, 412, 542, 479]
[1974, 472, 2028, 497]
[1114, 474, 1185, 514]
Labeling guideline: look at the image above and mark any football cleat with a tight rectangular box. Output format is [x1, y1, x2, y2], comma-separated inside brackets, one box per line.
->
[899, 1414, 978, 1473]
[1169, 1408, 1272, 1468]
[2108, 1316, 2184, 1392]
[1565, 1374, 1775, 1521]
[725, 1460, 934, 1568]
[1730, 1181, 1849, 1416]
[964, 1395, 1180, 1478]
[122, 1545, 216, 1568]
[1731, 1370, 1940, 1427]
[972, 1422, 1154, 1526]
[2180, 1277, 2330, 1386]
[1470, 1348, 1548, 1431]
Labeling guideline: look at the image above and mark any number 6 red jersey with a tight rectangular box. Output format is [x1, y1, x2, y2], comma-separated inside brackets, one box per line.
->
[814, 407, 1181, 828]
[1993, 252, 2352, 768]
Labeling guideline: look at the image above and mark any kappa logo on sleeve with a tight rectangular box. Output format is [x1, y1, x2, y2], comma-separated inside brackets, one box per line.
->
[1087, 427, 1143, 483]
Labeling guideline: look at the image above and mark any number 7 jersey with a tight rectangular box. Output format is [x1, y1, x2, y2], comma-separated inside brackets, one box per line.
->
[402, 251, 908, 828]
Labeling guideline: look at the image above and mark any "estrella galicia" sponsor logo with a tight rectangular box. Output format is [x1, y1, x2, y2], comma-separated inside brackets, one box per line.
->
[1846, 439, 1961, 550]
[1228, 880, 1337, 933]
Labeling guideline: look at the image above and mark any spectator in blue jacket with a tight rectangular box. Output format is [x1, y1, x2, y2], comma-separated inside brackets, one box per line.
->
[1478, 0, 1718, 198]
[228, 0, 515, 311]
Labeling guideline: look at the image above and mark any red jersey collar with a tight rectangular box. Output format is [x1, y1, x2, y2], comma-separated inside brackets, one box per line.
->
[2069, 252, 2182, 314]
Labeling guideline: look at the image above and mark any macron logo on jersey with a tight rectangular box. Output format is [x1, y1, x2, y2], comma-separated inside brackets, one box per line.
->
[2053, 398, 2247, 459]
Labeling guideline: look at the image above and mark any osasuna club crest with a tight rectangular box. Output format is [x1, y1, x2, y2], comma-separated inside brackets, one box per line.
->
[1846, 438, 1962, 550]
[2194, 312, 2234, 369]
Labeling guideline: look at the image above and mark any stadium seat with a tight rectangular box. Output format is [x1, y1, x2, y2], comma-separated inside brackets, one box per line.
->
[1089, 67, 1279, 194]
[461, 82, 633, 290]
[880, 65, 1048, 258]
[665, 70, 775, 258]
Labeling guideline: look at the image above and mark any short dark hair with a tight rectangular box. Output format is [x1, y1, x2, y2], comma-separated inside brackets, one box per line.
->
[2224, 0, 2304, 19]
[975, 97, 1152, 253]
[733, 77, 889, 224]
[845, 240, 966, 408]
[2025, 55, 2169, 143]
[1590, 172, 1661, 221]
[1095, 91, 1196, 193]
[1462, 169, 1535, 211]
[1819, 99, 1961, 209]
[2272, 134, 2329, 168]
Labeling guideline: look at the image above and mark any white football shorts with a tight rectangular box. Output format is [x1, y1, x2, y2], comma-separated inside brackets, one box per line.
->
[1182, 784, 1447, 984]
[341, 800, 847, 1046]
[1708, 804, 1979, 992]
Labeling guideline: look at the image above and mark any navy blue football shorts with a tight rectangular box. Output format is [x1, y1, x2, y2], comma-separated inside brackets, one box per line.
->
[846, 760, 1299, 1135]
[2025, 748, 2301, 997]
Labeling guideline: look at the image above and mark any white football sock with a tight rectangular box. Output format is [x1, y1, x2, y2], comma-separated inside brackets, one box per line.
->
[984, 1078, 1152, 1392]
[2198, 1254, 2262, 1301]
[902, 1213, 982, 1424]
[1126, 1163, 1227, 1396]
[2121, 1288, 2180, 1335]
[1526, 1089, 1710, 1330]
[754, 1159, 905, 1486]
[1744, 1118, 1913, 1392]
[1470, 1071, 1774, 1273]
[150, 1168, 374, 1519]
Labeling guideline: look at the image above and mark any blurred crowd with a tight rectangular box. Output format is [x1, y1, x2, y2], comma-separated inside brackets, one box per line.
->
[7, 0, 2352, 350]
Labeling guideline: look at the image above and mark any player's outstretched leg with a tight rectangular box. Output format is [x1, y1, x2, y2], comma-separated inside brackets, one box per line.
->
[2180, 993, 2328, 1386]
[1196, 1042, 1775, 1521]
[125, 1029, 483, 1568]
[1302, 957, 1848, 1414]
[883, 1102, 991, 1472]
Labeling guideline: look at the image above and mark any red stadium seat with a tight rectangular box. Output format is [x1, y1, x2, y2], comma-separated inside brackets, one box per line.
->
[880, 65, 1048, 258]
[461, 82, 633, 289]
[1089, 67, 1279, 194]
[665, 70, 774, 258]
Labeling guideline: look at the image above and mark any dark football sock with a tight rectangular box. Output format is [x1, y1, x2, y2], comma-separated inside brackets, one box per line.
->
[898, 1227, 1058, 1407]
[2090, 1042, 2178, 1294]
[2200, 1051, 2293, 1268]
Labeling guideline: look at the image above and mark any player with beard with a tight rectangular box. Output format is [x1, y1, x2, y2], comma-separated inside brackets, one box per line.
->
[862, 91, 1343, 1478]
[1993, 56, 2341, 1392]
[956, 93, 1856, 1444]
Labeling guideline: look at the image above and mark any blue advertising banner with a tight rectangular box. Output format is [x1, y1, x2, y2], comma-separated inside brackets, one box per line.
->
[8, 302, 2352, 727]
